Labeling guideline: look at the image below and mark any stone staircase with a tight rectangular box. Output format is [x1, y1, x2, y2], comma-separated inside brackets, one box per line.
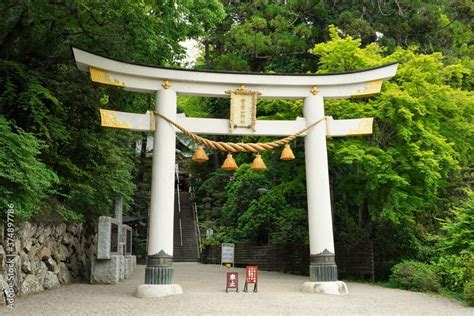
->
[173, 191, 200, 262]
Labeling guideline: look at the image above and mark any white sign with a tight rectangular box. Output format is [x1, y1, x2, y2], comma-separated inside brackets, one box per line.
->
[206, 228, 214, 238]
[230, 93, 255, 129]
[221, 243, 235, 266]
[227, 86, 259, 131]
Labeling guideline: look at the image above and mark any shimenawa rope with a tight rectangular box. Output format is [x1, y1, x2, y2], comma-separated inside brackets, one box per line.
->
[153, 112, 326, 153]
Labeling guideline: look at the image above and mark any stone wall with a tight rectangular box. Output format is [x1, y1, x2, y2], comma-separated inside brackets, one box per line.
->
[0, 221, 97, 297]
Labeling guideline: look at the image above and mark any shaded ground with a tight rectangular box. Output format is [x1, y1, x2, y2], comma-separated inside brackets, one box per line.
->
[3, 263, 472, 315]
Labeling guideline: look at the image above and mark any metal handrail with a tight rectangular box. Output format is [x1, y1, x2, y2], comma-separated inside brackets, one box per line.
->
[189, 186, 202, 258]
[175, 164, 183, 247]
[194, 202, 202, 255]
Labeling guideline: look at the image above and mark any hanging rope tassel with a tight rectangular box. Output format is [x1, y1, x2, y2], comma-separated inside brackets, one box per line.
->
[280, 144, 295, 160]
[192, 145, 209, 163]
[221, 153, 238, 171]
[251, 154, 267, 171]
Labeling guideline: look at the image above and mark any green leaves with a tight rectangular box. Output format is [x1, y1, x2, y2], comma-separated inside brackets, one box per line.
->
[311, 25, 384, 73]
[437, 190, 474, 256]
[0, 0, 201, 222]
[310, 26, 474, 278]
[200, 1, 319, 72]
[0, 115, 58, 220]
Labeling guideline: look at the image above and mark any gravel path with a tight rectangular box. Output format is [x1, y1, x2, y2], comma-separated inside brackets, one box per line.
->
[2, 263, 472, 315]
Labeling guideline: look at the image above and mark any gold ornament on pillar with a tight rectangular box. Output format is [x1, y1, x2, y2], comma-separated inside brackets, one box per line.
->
[162, 80, 172, 89]
[251, 154, 266, 171]
[310, 86, 320, 95]
[280, 144, 295, 160]
[221, 153, 238, 171]
[192, 146, 209, 163]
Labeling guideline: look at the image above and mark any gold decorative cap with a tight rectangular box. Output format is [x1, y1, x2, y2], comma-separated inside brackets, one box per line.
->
[310, 86, 320, 95]
[162, 80, 172, 89]
[225, 85, 261, 96]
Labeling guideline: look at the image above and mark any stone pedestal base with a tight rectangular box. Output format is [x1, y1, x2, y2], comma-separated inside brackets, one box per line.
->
[309, 263, 337, 282]
[131, 255, 137, 269]
[302, 281, 348, 295]
[135, 284, 183, 298]
[145, 265, 173, 284]
[310, 249, 338, 282]
[118, 255, 125, 281]
[90, 255, 122, 284]
[145, 252, 173, 284]
[124, 255, 136, 279]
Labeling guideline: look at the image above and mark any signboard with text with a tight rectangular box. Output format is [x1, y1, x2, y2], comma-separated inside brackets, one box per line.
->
[227, 86, 259, 131]
[221, 243, 235, 267]
[244, 266, 258, 292]
[225, 272, 239, 292]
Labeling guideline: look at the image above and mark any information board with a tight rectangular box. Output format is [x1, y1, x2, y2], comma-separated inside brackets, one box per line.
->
[221, 243, 235, 267]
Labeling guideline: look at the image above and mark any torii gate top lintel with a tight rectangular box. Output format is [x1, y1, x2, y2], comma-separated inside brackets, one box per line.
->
[72, 47, 398, 99]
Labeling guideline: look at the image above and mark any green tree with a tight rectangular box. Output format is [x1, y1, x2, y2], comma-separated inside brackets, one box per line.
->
[0, 115, 58, 220]
[311, 26, 473, 277]
[437, 190, 474, 255]
[0, 0, 225, 221]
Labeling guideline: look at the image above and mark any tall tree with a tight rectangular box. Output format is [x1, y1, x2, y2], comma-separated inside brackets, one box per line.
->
[0, 0, 225, 221]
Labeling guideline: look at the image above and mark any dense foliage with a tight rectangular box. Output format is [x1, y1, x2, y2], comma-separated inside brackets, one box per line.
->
[0, 0, 224, 222]
[0, 115, 58, 220]
[185, 0, 473, 302]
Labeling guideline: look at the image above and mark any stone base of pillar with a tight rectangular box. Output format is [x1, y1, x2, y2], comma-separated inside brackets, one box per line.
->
[144, 251, 174, 284]
[145, 265, 174, 284]
[302, 281, 348, 295]
[309, 249, 338, 282]
[304, 249, 348, 295]
[309, 263, 337, 282]
[136, 284, 183, 298]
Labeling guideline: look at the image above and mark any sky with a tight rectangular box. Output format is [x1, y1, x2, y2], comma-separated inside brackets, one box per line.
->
[181, 39, 201, 67]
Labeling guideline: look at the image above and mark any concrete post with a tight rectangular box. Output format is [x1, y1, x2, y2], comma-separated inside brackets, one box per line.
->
[303, 94, 348, 295]
[114, 197, 124, 255]
[114, 197, 123, 224]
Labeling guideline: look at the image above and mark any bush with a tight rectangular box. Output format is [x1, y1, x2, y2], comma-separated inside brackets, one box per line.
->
[0, 115, 58, 220]
[464, 280, 474, 306]
[437, 190, 474, 255]
[389, 260, 441, 292]
[435, 254, 473, 293]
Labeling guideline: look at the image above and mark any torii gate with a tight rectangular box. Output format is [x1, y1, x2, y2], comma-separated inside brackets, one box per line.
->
[72, 47, 398, 298]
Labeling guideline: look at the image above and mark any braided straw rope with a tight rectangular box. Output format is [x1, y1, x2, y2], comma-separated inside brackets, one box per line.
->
[154, 112, 326, 153]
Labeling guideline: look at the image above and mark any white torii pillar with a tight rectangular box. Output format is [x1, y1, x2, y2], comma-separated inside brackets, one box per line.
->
[72, 47, 398, 298]
[142, 88, 180, 290]
[136, 88, 183, 297]
[303, 94, 346, 294]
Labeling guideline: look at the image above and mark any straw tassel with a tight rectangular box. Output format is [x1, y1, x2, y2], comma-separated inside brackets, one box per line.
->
[251, 154, 267, 171]
[280, 144, 295, 160]
[192, 145, 209, 163]
[221, 153, 238, 171]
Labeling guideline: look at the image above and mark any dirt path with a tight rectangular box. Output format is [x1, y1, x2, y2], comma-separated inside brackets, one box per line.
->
[3, 263, 472, 315]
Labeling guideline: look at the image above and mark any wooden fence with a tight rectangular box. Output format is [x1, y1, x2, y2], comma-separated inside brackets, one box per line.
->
[201, 241, 374, 280]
